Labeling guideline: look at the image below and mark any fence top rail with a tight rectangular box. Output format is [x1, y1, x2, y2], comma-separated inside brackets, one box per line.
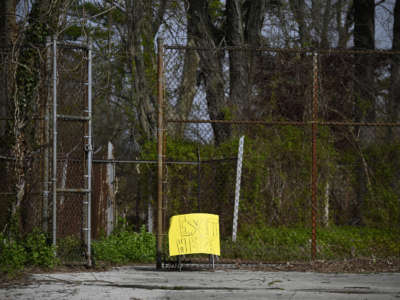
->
[92, 158, 236, 165]
[0, 41, 88, 51]
[0, 156, 235, 164]
[166, 119, 400, 127]
[164, 45, 400, 55]
[57, 41, 88, 50]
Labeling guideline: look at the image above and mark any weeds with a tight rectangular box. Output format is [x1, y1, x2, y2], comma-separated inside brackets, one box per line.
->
[1, 224, 397, 277]
[92, 225, 156, 264]
[0, 229, 57, 277]
[222, 225, 400, 261]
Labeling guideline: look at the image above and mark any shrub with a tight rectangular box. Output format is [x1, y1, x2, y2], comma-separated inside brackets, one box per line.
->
[0, 233, 27, 275]
[24, 229, 58, 268]
[92, 225, 156, 264]
[0, 228, 58, 276]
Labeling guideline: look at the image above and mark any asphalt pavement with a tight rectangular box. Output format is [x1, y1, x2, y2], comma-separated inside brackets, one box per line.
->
[1, 265, 400, 299]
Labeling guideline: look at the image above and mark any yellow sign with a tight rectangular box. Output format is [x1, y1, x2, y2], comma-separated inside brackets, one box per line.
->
[168, 213, 220, 256]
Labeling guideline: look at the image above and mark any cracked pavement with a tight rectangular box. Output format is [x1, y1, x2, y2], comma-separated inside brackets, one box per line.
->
[1, 266, 400, 299]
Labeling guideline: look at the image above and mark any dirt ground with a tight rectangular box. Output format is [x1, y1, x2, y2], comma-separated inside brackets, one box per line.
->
[232, 257, 400, 273]
[1, 257, 400, 286]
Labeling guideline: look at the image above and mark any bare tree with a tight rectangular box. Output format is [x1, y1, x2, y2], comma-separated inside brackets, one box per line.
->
[186, 0, 270, 144]
[226, 0, 268, 119]
[390, 0, 400, 124]
[289, 0, 311, 47]
[186, 0, 229, 145]
[0, 0, 17, 47]
[0, 0, 16, 143]
[125, 0, 167, 141]
[175, 36, 199, 138]
[335, 0, 353, 48]
[353, 0, 375, 225]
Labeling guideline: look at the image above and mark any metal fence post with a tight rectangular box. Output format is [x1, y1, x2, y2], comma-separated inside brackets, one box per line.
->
[162, 126, 167, 241]
[311, 52, 319, 260]
[86, 37, 93, 266]
[156, 38, 164, 270]
[197, 147, 201, 212]
[43, 37, 51, 233]
[52, 35, 57, 247]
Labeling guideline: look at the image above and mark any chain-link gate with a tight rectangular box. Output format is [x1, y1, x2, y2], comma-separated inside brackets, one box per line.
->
[51, 37, 93, 265]
[1, 37, 153, 266]
[157, 43, 400, 267]
[0, 38, 93, 266]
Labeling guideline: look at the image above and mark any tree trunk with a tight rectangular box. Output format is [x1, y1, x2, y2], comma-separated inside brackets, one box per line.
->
[175, 37, 199, 138]
[0, 0, 16, 145]
[353, 0, 375, 136]
[390, 0, 400, 125]
[226, 0, 247, 119]
[335, 0, 353, 48]
[353, 0, 375, 225]
[8, 0, 63, 232]
[390, 0, 400, 228]
[289, 0, 311, 47]
[187, 0, 230, 145]
[320, 0, 332, 48]
[311, 0, 322, 44]
[125, 0, 167, 142]
[354, 0, 375, 50]
[226, 0, 267, 119]
[0, 0, 16, 47]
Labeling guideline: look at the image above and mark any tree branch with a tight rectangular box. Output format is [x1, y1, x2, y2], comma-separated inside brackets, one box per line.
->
[152, 0, 167, 36]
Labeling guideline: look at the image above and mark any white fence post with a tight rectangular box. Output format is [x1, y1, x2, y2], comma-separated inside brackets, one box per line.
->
[106, 141, 115, 236]
[232, 136, 245, 242]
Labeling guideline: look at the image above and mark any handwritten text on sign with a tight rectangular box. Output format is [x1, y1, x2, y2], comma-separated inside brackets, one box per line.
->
[168, 213, 220, 256]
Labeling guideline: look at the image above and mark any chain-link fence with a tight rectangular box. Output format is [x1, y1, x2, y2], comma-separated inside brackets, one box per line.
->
[160, 45, 400, 262]
[2, 40, 400, 267]
[0, 38, 158, 266]
[0, 39, 97, 265]
[0, 43, 49, 235]
[0, 47, 13, 230]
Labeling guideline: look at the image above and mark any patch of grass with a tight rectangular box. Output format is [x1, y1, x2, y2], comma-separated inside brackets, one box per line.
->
[222, 225, 400, 261]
